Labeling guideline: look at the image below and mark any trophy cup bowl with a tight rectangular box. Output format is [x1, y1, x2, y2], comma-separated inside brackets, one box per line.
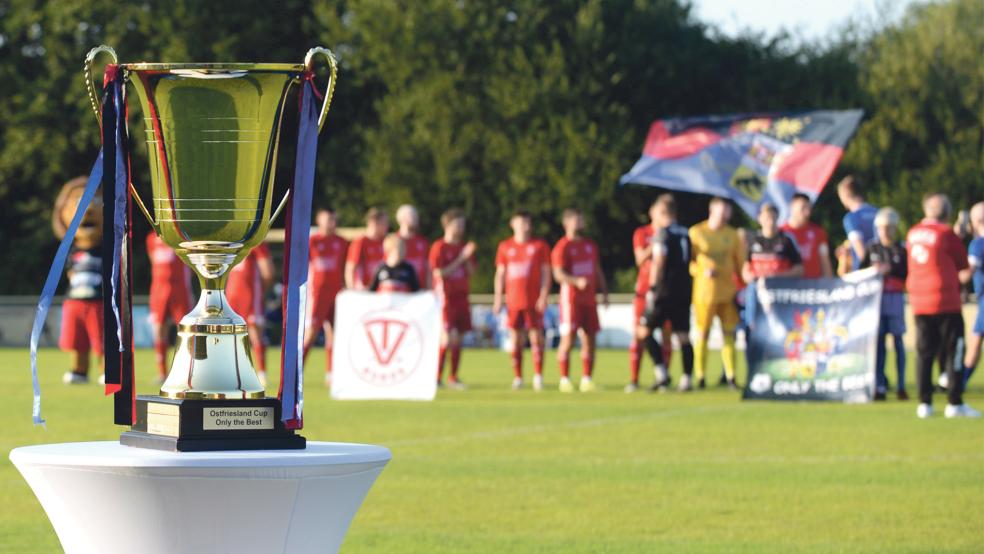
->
[85, 46, 336, 450]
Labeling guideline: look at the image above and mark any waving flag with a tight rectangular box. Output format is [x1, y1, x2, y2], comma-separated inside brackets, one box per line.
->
[619, 110, 863, 220]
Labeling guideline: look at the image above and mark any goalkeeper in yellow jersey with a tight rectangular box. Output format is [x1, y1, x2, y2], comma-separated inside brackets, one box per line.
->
[688, 197, 745, 389]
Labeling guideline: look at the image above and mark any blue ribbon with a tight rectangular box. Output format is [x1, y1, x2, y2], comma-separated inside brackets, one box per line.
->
[280, 79, 319, 426]
[108, 79, 127, 353]
[29, 152, 104, 426]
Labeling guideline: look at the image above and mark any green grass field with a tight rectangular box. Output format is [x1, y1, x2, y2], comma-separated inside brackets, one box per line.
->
[2, 347, 982, 553]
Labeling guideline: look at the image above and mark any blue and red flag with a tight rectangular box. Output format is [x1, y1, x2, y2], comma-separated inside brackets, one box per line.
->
[619, 110, 863, 220]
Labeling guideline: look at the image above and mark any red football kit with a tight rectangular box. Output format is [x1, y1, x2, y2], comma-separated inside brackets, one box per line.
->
[226, 243, 271, 324]
[147, 233, 193, 326]
[551, 236, 601, 335]
[429, 239, 473, 332]
[402, 233, 430, 288]
[307, 233, 348, 329]
[906, 219, 968, 315]
[346, 236, 385, 290]
[495, 237, 550, 330]
[632, 224, 657, 320]
[779, 222, 828, 279]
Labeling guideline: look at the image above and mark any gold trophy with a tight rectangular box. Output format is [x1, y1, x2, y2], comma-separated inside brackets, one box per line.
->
[84, 45, 336, 451]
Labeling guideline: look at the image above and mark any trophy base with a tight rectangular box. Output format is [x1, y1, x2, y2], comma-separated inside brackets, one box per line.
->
[120, 396, 306, 452]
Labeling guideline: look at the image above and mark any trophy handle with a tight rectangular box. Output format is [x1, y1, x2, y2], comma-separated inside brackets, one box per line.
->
[303, 47, 338, 131]
[84, 45, 158, 232]
[84, 45, 118, 125]
[270, 190, 290, 225]
[129, 184, 159, 231]
[265, 47, 336, 227]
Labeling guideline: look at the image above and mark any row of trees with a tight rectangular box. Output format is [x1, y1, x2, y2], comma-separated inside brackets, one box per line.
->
[0, 0, 979, 294]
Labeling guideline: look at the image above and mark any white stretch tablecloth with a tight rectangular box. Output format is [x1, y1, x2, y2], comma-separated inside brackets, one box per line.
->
[10, 441, 391, 554]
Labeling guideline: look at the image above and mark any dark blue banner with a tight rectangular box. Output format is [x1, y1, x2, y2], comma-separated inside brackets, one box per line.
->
[744, 271, 882, 402]
[619, 110, 863, 221]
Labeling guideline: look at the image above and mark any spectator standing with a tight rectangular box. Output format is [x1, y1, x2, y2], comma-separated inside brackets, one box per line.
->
[836, 176, 879, 271]
[959, 202, 984, 386]
[906, 193, 979, 418]
[780, 193, 833, 278]
[862, 208, 908, 400]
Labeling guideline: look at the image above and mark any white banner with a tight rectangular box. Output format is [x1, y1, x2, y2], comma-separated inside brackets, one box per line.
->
[331, 291, 440, 401]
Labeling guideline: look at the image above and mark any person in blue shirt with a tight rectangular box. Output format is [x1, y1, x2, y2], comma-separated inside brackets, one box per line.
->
[959, 202, 984, 385]
[837, 176, 879, 271]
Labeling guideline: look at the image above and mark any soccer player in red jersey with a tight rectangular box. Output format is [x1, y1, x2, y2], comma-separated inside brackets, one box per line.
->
[430, 208, 476, 390]
[780, 193, 833, 278]
[906, 193, 979, 418]
[493, 210, 551, 391]
[146, 232, 194, 382]
[551, 208, 608, 393]
[396, 204, 431, 288]
[345, 207, 388, 290]
[226, 242, 274, 385]
[303, 207, 348, 385]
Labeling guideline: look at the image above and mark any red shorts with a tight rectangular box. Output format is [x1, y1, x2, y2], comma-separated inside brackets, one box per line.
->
[148, 283, 193, 325]
[507, 307, 543, 331]
[306, 297, 336, 330]
[59, 299, 103, 354]
[441, 294, 472, 332]
[559, 301, 600, 335]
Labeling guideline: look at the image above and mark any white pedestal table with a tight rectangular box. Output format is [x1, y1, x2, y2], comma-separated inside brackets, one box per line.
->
[9, 441, 391, 554]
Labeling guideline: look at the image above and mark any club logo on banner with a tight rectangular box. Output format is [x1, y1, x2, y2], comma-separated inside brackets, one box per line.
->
[355, 315, 424, 386]
[332, 291, 439, 400]
[744, 270, 882, 402]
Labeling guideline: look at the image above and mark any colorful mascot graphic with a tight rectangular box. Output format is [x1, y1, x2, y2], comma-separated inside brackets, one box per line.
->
[53, 177, 104, 384]
[783, 308, 849, 379]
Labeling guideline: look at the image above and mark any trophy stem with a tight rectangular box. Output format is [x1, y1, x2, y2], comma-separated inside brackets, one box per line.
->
[159, 286, 265, 400]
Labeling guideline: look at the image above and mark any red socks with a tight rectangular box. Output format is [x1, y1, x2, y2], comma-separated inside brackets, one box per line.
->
[438, 346, 447, 381]
[154, 341, 167, 376]
[581, 352, 594, 377]
[558, 354, 570, 378]
[629, 339, 641, 384]
[254, 343, 267, 372]
[511, 344, 523, 378]
[450, 346, 461, 379]
[532, 345, 544, 376]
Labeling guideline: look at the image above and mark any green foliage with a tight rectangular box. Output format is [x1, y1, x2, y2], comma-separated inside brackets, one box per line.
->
[0, 0, 978, 294]
[839, 0, 984, 231]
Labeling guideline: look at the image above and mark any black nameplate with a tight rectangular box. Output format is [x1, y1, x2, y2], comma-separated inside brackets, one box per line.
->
[120, 395, 306, 452]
